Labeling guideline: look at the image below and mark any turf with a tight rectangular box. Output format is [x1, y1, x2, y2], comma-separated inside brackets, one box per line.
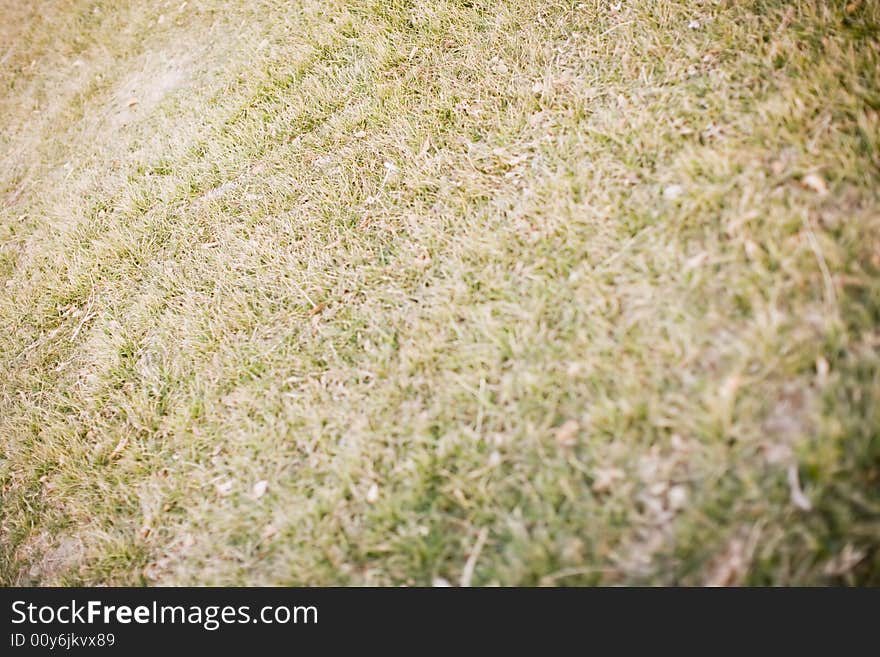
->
[1, 0, 878, 585]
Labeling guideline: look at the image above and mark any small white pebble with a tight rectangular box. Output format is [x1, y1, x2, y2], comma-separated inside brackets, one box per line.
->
[366, 483, 380, 504]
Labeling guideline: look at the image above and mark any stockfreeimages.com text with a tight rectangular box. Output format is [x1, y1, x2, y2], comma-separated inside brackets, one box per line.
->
[11, 600, 317, 631]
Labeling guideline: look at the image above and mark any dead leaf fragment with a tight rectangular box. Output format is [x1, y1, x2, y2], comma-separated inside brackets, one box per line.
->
[592, 467, 625, 493]
[143, 558, 170, 581]
[816, 356, 829, 385]
[460, 527, 489, 587]
[744, 240, 760, 260]
[823, 543, 865, 576]
[720, 375, 741, 403]
[663, 184, 684, 200]
[705, 538, 748, 587]
[253, 480, 269, 499]
[667, 484, 688, 511]
[787, 464, 812, 511]
[414, 246, 432, 268]
[126, 97, 139, 108]
[554, 419, 580, 448]
[109, 435, 129, 460]
[801, 173, 828, 196]
[492, 60, 509, 75]
[762, 442, 793, 466]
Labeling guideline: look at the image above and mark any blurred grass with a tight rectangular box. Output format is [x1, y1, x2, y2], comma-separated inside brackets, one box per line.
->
[0, 0, 878, 585]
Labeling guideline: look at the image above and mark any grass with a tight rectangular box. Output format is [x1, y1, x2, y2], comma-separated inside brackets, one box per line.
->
[0, 0, 878, 586]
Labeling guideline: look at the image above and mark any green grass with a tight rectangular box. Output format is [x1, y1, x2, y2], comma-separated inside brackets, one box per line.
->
[1, 0, 878, 586]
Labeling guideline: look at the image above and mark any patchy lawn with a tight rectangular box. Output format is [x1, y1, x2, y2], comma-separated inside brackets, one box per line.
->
[1, 0, 878, 585]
